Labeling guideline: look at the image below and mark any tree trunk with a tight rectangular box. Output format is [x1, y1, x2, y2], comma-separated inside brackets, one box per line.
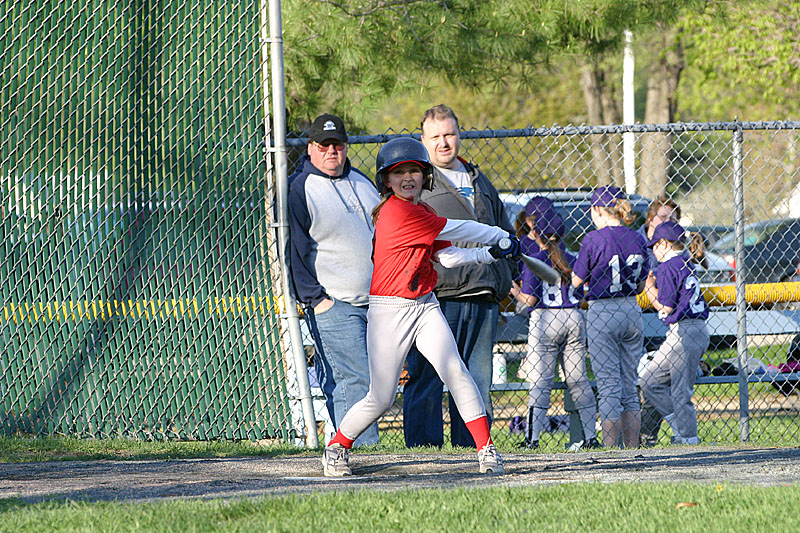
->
[580, 61, 623, 187]
[640, 25, 684, 198]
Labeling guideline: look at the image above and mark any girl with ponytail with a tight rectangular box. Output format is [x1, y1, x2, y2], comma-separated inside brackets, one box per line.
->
[510, 198, 599, 450]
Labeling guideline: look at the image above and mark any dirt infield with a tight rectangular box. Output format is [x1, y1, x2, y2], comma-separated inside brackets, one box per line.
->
[2, 446, 799, 504]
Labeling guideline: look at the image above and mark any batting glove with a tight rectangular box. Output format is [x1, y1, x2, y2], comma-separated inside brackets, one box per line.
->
[488, 235, 522, 259]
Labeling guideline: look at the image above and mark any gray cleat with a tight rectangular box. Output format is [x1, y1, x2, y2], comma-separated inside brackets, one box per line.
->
[321, 443, 352, 477]
[478, 443, 504, 475]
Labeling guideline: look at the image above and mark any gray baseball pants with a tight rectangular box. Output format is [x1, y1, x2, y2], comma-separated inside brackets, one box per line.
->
[526, 307, 596, 411]
[337, 293, 486, 441]
[586, 297, 643, 420]
[639, 319, 709, 439]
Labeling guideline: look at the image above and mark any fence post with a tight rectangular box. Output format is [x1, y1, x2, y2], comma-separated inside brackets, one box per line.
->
[732, 122, 750, 442]
[264, 0, 318, 448]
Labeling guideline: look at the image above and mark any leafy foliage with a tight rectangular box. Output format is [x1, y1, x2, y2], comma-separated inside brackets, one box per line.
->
[281, 0, 703, 130]
[362, 65, 587, 133]
[680, 0, 800, 119]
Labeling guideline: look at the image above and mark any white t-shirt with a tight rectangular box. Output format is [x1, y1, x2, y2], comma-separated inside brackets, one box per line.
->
[438, 161, 474, 207]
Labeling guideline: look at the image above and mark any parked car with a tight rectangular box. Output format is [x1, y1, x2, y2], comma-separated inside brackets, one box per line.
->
[695, 245, 737, 285]
[499, 188, 733, 286]
[710, 218, 800, 284]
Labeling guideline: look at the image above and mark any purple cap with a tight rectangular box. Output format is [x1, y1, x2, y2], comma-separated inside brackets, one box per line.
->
[590, 185, 622, 207]
[524, 196, 556, 218]
[646, 220, 685, 247]
[534, 213, 565, 237]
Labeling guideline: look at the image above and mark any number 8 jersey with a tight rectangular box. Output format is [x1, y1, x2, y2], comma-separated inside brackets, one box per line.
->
[521, 244, 581, 309]
[573, 226, 648, 300]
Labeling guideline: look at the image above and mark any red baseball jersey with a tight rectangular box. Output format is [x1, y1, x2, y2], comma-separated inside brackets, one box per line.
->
[370, 195, 452, 299]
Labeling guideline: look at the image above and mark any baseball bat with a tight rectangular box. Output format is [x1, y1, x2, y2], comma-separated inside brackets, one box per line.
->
[520, 254, 561, 285]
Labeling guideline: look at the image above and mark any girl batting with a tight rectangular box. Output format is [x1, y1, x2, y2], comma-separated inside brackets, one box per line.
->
[640, 220, 709, 445]
[510, 205, 599, 450]
[571, 185, 648, 448]
[321, 138, 522, 476]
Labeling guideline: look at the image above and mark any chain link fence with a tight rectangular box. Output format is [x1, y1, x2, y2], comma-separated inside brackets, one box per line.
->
[288, 122, 800, 450]
[1, 1, 293, 441]
[4, 1, 800, 450]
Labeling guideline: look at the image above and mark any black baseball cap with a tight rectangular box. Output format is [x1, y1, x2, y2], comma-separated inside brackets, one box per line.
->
[309, 114, 348, 144]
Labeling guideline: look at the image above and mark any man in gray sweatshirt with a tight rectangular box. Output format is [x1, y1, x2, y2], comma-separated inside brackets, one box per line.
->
[288, 114, 381, 445]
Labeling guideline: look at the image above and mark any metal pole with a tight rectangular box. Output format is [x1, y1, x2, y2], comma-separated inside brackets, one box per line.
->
[623, 30, 636, 194]
[732, 123, 749, 441]
[265, 0, 319, 448]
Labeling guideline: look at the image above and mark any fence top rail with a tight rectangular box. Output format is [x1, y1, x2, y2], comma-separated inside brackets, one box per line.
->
[285, 120, 800, 147]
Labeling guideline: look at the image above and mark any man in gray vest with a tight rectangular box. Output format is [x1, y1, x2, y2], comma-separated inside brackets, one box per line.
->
[403, 104, 515, 448]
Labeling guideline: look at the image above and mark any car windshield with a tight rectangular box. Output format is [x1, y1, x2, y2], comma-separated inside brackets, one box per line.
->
[712, 220, 788, 251]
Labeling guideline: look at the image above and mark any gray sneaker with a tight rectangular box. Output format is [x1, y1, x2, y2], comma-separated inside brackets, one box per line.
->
[671, 435, 701, 445]
[567, 436, 602, 452]
[321, 443, 351, 477]
[477, 443, 504, 475]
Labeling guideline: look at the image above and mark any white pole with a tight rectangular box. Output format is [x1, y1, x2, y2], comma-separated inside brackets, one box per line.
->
[623, 30, 636, 194]
[264, 0, 319, 448]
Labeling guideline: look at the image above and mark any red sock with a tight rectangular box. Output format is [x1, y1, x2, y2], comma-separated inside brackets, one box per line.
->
[327, 430, 354, 449]
[465, 416, 493, 450]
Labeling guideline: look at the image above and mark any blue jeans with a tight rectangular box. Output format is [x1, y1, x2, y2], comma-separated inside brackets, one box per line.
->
[306, 299, 379, 446]
[402, 298, 497, 448]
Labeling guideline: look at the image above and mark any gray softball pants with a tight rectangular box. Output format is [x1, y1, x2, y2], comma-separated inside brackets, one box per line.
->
[639, 319, 709, 439]
[586, 297, 644, 420]
[526, 308, 596, 413]
[337, 293, 486, 441]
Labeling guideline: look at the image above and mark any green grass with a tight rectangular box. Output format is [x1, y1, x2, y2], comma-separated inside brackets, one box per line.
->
[1, 483, 796, 532]
[3, 426, 799, 465]
[0, 436, 474, 463]
[503, 412, 800, 452]
[504, 340, 792, 387]
[704, 342, 790, 368]
[493, 339, 800, 451]
[0, 436, 311, 463]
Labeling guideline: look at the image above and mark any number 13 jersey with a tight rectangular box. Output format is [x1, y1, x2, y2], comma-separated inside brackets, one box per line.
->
[573, 225, 648, 301]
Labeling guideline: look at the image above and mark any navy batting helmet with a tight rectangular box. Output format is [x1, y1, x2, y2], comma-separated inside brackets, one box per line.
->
[375, 137, 434, 195]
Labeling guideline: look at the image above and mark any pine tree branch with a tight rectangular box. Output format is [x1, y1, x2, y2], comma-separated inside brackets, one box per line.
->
[311, 0, 437, 18]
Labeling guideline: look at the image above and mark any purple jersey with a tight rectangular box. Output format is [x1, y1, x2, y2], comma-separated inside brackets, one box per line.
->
[654, 253, 709, 325]
[521, 244, 581, 309]
[520, 235, 539, 256]
[573, 226, 648, 300]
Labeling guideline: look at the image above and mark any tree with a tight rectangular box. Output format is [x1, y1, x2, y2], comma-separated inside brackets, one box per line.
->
[281, 0, 705, 131]
[578, 56, 623, 187]
[639, 24, 685, 197]
[679, 1, 800, 214]
[680, 0, 800, 119]
[572, 16, 690, 198]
